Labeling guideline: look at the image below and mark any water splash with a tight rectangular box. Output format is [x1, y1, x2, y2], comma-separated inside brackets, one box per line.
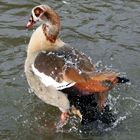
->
[104, 115, 127, 132]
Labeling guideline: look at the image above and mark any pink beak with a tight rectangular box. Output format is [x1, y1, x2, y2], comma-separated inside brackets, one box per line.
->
[26, 15, 36, 29]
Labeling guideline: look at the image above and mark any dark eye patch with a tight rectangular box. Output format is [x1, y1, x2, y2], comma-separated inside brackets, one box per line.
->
[34, 7, 43, 17]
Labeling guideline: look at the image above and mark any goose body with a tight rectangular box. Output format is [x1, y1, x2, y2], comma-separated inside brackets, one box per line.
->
[25, 4, 129, 124]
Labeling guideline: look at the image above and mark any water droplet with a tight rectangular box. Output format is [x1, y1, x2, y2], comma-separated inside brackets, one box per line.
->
[62, 1, 70, 4]
[110, 56, 114, 61]
[28, 88, 33, 93]
[13, 77, 16, 81]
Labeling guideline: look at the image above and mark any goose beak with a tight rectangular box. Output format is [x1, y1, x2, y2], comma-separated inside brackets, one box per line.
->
[26, 15, 36, 29]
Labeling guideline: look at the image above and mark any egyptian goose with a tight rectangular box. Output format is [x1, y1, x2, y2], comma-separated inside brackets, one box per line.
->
[25, 4, 129, 124]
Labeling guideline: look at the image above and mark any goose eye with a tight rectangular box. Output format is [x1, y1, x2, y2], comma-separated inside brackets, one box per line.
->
[34, 7, 43, 17]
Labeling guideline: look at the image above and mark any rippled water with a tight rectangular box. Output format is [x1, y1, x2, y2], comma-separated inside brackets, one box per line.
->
[0, 0, 140, 139]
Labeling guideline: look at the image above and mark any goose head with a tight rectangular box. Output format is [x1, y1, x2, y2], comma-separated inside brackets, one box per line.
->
[26, 5, 61, 43]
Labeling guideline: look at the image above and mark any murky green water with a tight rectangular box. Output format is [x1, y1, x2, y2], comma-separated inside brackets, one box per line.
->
[0, 0, 140, 139]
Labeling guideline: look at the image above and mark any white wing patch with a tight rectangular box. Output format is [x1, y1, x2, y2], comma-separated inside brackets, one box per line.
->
[32, 64, 75, 90]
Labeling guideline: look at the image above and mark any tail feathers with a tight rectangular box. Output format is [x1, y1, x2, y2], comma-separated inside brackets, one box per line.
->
[75, 72, 129, 93]
[117, 77, 130, 83]
[75, 71, 118, 93]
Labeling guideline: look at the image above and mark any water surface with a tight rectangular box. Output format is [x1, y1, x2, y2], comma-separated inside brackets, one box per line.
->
[0, 0, 140, 139]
